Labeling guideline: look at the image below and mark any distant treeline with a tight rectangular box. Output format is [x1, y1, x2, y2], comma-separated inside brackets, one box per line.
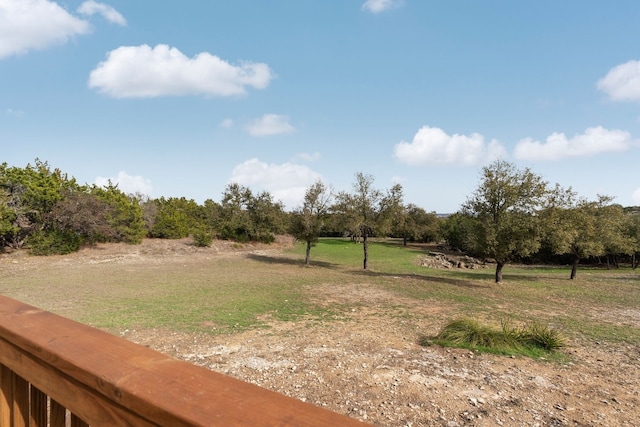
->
[0, 160, 439, 255]
[1, 160, 639, 278]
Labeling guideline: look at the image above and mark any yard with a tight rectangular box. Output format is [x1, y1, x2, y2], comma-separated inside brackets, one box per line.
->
[1, 237, 639, 426]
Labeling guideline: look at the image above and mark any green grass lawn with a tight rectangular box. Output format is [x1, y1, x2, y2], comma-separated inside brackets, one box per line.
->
[2, 237, 639, 344]
[301, 239, 640, 342]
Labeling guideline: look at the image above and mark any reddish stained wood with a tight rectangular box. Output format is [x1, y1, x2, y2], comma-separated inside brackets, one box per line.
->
[0, 296, 371, 427]
[13, 374, 29, 427]
[29, 386, 48, 427]
[70, 413, 89, 427]
[0, 337, 165, 426]
[0, 364, 13, 427]
[50, 399, 66, 427]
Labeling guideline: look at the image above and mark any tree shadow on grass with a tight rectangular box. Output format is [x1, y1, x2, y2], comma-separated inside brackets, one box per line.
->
[246, 253, 340, 269]
[246, 252, 552, 285]
[442, 268, 571, 283]
[350, 269, 492, 289]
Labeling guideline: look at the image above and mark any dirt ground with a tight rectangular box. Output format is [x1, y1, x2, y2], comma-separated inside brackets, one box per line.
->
[3, 239, 640, 426]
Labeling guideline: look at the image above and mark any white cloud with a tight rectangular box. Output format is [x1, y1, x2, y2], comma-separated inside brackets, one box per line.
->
[513, 126, 634, 161]
[219, 118, 234, 129]
[230, 158, 322, 209]
[597, 60, 640, 102]
[361, 0, 404, 13]
[246, 114, 295, 137]
[88, 44, 274, 98]
[0, 0, 90, 59]
[94, 171, 153, 196]
[393, 125, 506, 166]
[77, 1, 126, 26]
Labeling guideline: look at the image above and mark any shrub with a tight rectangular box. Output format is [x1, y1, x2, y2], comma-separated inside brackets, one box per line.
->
[426, 317, 565, 356]
[26, 229, 82, 255]
[150, 211, 189, 239]
[192, 229, 214, 247]
[254, 231, 275, 244]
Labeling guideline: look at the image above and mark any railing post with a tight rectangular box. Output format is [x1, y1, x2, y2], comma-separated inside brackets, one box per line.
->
[70, 413, 89, 427]
[0, 364, 13, 426]
[29, 386, 47, 427]
[13, 374, 29, 427]
[0, 296, 371, 427]
[50, 400, 66, 427]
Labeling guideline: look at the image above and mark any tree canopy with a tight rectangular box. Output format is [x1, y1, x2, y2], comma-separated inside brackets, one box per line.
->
[333, 173, 403, 270]
[2, 158, 640, 275]
[289, 180, 332, 265]
[462, 160, 548, 283]
[542, 189, 633, 279]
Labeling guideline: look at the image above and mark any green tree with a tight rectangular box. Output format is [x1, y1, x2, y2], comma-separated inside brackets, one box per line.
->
[218, 184, 285, 243]
[381, 183, 405, 238]
[246, 190, 286, 243]
[626, 212, 640, 269]
[289, 180, 332, 265]
[542, 191, 631, 279]
[191, 198, 222, 246]
[440, 212, 476, 253]
[333, 173, 402, 270]
[149, 197, 197, 239]
[463, 160, 548, 283]
[219, 183, 254, 242]
[394, 204, 441, 245]
[600, 203, 635, 269]
[0, 189, 18, 249]
[91, 183, 146, 244]
[201, 199, 222, 231]
[0, 160, 78, 249]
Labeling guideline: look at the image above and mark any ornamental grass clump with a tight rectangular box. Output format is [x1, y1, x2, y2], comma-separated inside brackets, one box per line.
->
[427, 318, 566, 357]
[433, 318, 507, 349]
[511, 320, 566, 351]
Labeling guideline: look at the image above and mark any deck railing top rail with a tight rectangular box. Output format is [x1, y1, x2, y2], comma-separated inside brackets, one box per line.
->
[0, 295, 370, 426]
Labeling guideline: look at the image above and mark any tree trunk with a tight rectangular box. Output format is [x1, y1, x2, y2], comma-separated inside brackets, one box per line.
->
[304, 240, 312, 265]
[403, 237, 408, 247]
[633, 253, 639, 270]
[570, 257, 579, 279]
[495, 261, 505, 283]
[362, 234, 369, 270]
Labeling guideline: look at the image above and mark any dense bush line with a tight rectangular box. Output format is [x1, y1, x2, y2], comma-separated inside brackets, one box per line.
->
[2, 160, 639, 278]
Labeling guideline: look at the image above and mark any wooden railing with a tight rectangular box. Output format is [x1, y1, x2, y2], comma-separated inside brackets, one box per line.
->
[0, 296, 370, 426]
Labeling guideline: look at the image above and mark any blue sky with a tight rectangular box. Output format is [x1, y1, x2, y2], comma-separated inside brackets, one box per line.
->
[2, 0, 640, 213]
